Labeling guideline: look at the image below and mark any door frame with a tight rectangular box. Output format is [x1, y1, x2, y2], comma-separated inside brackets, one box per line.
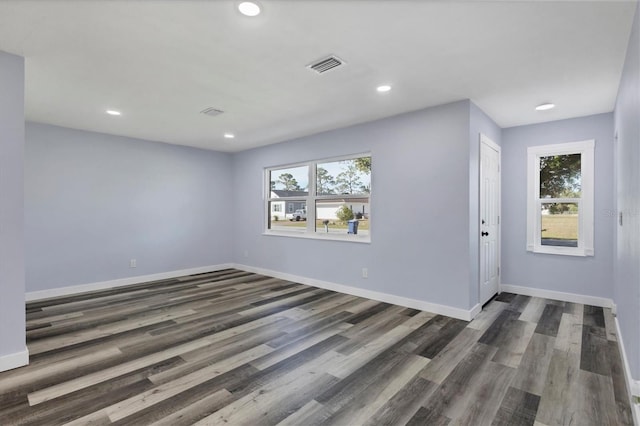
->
[479, 133, 501, 306]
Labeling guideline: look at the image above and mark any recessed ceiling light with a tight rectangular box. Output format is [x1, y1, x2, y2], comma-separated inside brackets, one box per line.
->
[224, 133, 235, 139]
[535, 103, 555, 111]
[376, 85, 392, 93]
[238, 1, 261, 16]
[106, 110, 121, 116]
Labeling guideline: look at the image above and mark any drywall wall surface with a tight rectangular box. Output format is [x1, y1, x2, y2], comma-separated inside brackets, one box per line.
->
[0, 50, 26, 362]
[25, 123, 234, 291]
[232, 101, 474, 310]
[501, 113, 615, 299]
[614, 1, 640, 380]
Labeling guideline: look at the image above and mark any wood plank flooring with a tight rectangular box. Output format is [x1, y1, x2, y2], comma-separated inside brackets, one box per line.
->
[0, 269, 633, 425]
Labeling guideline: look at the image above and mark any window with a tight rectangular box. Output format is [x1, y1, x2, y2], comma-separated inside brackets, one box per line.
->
[266, 154, 371, 241]
[527, 140, 594, 256]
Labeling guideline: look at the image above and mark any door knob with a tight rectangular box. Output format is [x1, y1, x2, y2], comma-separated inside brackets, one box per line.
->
[481, 231, 489, 236]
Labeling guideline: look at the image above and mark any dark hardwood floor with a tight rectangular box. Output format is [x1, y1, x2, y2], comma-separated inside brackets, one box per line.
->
[0, 269, 633, 425]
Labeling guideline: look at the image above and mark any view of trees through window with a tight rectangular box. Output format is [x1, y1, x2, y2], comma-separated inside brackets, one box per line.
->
[266, 155, 371, 239]
[539, 154, 581, 247]
[316, 157, 371, 196]
[540, 153, 581, 198]
[269, 165, 308, 193]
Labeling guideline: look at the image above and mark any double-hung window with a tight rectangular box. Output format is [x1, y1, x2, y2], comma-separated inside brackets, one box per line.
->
[527, 140, 594, 256]
[265, 154, 371, 242]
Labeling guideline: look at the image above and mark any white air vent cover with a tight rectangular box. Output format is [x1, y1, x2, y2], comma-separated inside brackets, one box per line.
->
[307, 55, 345, 74]
[200, 107, 224, 117]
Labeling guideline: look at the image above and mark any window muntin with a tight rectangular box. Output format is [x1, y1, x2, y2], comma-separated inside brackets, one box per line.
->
[266, 154, 371, 241]
[527, 141, 594, 256]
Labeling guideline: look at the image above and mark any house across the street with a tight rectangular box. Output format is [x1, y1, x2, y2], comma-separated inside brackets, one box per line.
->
[270, 190, 307, 220]
[316, 198, 369, 220]
[270, 190, 369, 221]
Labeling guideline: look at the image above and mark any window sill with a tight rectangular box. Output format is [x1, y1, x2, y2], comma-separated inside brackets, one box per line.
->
[263, 230, 371, 244]
[527, 245, 594, 257]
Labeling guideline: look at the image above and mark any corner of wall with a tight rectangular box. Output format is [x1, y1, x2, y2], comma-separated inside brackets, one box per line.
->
[613, 0, 640, 395]
[0, 348, 29, 373]
[0, 50, 26, 366]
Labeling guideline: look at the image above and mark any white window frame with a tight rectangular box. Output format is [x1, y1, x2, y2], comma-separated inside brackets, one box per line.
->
[264, 153, 371, 243]
[527, 140, 594, 257]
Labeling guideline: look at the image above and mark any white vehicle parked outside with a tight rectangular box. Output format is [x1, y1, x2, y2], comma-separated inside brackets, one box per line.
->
[287, 209, 307, 221]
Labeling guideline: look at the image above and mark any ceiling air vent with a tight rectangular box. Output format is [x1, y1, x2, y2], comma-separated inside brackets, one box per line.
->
[200, 107, 224, 117]
[307, 55, 345, 74]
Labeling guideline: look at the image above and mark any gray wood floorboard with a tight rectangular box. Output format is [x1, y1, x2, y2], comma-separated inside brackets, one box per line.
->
[581, 324, 611, 376]
[533, 303, 563, 337]
[510, 333, 555, 396]
[405, 406, 452, 426]
[491, 386, 540, 426]
[0, 272, 632, 425]
[363, 376, 438, 426]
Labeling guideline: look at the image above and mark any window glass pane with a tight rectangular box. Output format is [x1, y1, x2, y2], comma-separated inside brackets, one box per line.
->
[268, 201, 306, 232]
[269, 165, 309, 196]
[541, 202, 578, 247]
[540, 154, 581, 198]
[316, 157, 371, 196]
[315, 199, 369, 237]
[266, 156, 371, 241]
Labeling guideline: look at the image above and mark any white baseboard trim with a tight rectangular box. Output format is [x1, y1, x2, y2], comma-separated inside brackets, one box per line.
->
[469, 303, 482, 320]
[500, 284, 614, 309]
[615, 318, 640, 425]
[26, 263, 234, 302]
[25, 262, 480, 320]
[233, 263, 478, 321]
[0, 347, 29, 373]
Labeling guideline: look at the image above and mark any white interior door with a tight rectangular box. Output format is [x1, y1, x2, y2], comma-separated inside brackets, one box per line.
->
[480, 135, 501, 306]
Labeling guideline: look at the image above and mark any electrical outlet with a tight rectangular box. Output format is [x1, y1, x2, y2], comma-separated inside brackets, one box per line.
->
[243, 250, 249, 258]
[362, 268, 368, 279]
[130, 259, 137, 268]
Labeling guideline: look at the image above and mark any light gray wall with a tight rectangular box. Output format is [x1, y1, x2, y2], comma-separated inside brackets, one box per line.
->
[231, 100, 479, 310]
[0, 51, 26, 359]
[469, 102, 502, 307]
[614, 1, 640, 380]
[25, 123, 234, 291]
[501, 113, 615, 299]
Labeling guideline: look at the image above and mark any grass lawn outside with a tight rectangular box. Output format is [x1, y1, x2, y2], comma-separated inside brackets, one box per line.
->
[271, 219, 370, 230]
[316, 219, 369, 231]
[541, 214, 578, 240]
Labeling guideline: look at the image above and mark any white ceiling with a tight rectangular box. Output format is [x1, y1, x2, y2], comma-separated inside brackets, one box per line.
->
[0, 0, 635, 152]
